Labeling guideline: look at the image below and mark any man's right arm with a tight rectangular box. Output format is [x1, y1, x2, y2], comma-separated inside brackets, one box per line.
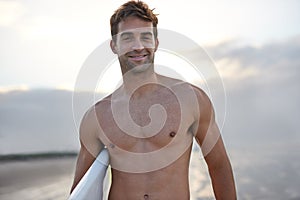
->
[70, 107, 104, 193]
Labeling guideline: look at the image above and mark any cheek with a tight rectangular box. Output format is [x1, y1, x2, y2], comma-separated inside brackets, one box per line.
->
[147, 48, 156, 55]
[142, 40, 155, 49]
[117, 45, 131, 56]
[116, 40, 132, 55]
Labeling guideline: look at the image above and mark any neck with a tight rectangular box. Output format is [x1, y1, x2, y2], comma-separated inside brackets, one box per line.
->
[121, 68, 159, 98]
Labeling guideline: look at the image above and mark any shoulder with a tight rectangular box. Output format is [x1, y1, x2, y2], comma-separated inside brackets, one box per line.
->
[172, 78, 213, 117]
[157, 74, 213, 116]
[81, 94, 112, 129]
[159, 74, 211, 106]
[94, 94, 112, 110]
[79, 96, 110, 153]
[190, 85, 212, 107]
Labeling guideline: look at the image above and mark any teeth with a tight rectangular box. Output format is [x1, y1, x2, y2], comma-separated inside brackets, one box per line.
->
[130, 55, 145, 58]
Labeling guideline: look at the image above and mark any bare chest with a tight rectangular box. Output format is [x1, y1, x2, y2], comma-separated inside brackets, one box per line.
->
[98, 89, 195, 153]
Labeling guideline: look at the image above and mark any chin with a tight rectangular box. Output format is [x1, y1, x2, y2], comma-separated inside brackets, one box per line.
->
[128, 63, 152, 73]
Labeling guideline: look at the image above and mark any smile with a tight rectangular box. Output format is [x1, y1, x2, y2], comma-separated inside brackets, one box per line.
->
[128, 54, 147, 61]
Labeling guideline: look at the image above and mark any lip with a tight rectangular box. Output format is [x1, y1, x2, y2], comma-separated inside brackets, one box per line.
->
[128, 54, 147, 61]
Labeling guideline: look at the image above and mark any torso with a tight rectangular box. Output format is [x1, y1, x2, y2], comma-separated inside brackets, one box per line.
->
[94, 76, 199, 200]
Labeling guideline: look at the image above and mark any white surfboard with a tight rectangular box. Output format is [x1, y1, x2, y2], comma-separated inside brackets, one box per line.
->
[69, 148, 110, 200]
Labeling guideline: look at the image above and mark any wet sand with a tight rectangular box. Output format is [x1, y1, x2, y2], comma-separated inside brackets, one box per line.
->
[0, 157, 76, 200]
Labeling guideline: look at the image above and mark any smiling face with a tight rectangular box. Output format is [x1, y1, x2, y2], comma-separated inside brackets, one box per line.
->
[110, 16, 159, 75]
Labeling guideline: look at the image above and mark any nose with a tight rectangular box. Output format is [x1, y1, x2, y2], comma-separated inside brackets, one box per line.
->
[131, 38, 144, 51]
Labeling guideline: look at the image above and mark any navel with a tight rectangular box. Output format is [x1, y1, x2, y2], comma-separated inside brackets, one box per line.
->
[169, 131, 176, 137]
[144, 194, 149, 199]
[109, 143, 115, 148]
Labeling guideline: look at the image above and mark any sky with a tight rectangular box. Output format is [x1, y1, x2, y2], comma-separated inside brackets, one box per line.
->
[0, 0, 300, 90]
[0, 0, 300, 155]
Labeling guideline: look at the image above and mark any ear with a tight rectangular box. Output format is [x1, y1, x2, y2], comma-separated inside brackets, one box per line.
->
[154, 38, 159, 52]
[110, 40, 118, 54]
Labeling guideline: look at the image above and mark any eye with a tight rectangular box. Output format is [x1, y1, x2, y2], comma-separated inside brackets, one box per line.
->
[122, 37, 132, 41]
[120, 33, 134, 42]
[142, 36, 152, 41]
[141, 32, 153, 41]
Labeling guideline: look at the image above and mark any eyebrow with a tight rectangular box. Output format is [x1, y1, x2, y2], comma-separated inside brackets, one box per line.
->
[120, 31, 153, 38]
[141, 32, 153, 36]
[120, 32, 133, 38]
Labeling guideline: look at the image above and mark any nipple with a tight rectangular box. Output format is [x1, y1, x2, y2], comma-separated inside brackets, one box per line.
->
[169, 131, 176, 137]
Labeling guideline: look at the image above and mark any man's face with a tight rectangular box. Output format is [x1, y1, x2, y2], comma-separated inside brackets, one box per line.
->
[111, 16, 159, 74]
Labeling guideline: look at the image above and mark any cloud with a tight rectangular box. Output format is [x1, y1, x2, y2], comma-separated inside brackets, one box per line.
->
[208, 36, 300, 85]
[204, 36, 300, 148]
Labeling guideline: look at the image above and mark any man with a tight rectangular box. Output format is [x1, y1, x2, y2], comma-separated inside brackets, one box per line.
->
[71, 1, 236, 199]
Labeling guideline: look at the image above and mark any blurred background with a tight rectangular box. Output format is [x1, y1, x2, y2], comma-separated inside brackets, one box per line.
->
[0, 0, 299, 199]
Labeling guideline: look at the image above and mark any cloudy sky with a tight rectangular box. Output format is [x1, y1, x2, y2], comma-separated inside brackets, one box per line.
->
[1, 0, 300, 90]
[0, 0, 300, 154]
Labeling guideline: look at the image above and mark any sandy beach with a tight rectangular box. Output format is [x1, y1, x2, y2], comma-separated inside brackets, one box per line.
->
[0, 157, 76, 200]
[1, 147, 300, 200]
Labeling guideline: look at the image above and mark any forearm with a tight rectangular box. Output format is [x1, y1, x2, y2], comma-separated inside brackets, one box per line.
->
[70, 148, 96, 193]
[208, 161, 236, 200]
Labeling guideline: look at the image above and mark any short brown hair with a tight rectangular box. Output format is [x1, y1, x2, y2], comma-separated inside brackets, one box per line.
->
[110, 0, 158, 39]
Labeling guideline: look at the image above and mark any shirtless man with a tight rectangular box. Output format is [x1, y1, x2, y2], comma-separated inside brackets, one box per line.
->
[71, 1, 236, 199]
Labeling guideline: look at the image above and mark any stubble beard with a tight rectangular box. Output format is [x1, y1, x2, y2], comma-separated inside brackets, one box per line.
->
[121, 54, 155, 74]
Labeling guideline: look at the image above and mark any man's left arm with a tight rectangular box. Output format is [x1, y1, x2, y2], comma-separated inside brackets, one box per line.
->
[193, 87, 236, 199]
